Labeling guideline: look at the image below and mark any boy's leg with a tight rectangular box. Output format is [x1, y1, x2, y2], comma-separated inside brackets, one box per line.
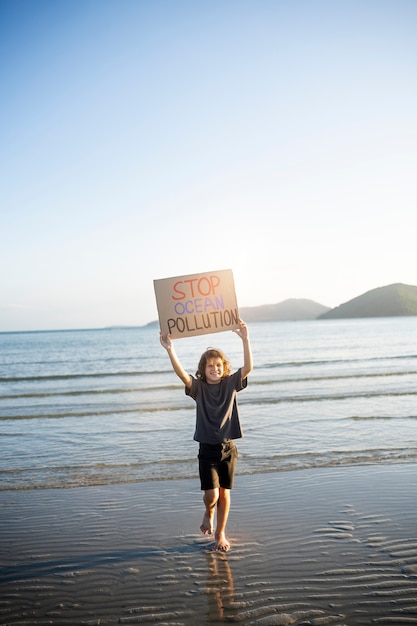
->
[199, 443, 236, 549]
[200, 487, 231, 551]
[214, 487, 231, 551]
[200, 488, 219, 535]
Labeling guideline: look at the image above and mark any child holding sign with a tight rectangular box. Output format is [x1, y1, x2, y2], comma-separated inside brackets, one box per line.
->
[160, 319, 253, 552]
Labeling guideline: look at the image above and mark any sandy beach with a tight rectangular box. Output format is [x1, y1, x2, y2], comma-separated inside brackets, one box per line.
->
[1, 464, 417, 626]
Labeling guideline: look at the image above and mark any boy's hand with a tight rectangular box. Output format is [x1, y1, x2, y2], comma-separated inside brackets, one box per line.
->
[233, 319, 249, 340]
[160, 332, 173, 351]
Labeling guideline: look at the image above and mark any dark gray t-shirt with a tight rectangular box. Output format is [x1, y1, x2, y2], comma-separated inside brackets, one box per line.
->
[185, 368, 247, 444]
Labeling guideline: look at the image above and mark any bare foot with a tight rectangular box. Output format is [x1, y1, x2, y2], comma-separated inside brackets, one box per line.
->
[200, 510, 214, 535]
[214, 531, 230, 552]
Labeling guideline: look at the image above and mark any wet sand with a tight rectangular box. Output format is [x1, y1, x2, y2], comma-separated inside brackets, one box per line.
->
[1, 464, 417, 625]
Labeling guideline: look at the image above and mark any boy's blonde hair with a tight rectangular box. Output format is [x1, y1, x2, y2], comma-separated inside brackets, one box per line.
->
[196, 348, 232, 381]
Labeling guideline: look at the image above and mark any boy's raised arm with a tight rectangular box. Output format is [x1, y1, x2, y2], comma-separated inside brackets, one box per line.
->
[160, 333, 192, 388]
[233, 320, 253, 379]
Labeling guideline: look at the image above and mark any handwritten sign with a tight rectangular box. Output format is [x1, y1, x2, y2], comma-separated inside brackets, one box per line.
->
[154, 269, 240, 339]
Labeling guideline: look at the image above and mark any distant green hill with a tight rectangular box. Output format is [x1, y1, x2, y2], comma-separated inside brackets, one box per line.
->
[319, 283, 417, 319]
[239, 298, 330, 322]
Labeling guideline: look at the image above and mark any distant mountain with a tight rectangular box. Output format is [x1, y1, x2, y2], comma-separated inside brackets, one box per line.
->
[319, 283, 417, 319]
[146, 283, 417, 327]
[239, 298, 331, 322]
[145, 320, 159, 327]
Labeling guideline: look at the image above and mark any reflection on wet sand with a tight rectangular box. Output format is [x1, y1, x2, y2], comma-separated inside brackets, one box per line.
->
[205, 551, 237, 623]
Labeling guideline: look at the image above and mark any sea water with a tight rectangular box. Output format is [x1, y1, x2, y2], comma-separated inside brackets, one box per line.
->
[1, 317, 416, 490]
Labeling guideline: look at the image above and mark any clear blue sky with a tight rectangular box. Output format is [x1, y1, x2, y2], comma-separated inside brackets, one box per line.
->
[1, 0, 416, 331]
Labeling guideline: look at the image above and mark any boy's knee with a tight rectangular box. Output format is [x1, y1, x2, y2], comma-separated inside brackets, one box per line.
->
[218, 487, 230, 501]
[204, 488, 219, 506]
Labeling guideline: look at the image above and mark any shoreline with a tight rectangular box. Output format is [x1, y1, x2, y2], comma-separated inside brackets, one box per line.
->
[1, 463, 417, 625]
[4, 456, 417, 492]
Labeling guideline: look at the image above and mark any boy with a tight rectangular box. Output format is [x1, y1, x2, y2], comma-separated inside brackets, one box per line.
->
[160, 319, 252, 551]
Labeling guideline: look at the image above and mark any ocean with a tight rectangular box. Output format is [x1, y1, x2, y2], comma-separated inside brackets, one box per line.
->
[1, 317, 417, 491]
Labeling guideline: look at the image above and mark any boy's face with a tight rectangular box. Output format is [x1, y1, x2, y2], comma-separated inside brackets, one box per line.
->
[205, 357, 224, 384]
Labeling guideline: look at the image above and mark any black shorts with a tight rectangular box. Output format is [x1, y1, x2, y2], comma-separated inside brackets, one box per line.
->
[198, 441, 238, 491]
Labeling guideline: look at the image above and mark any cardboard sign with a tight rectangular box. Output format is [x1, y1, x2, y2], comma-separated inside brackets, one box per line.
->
[154, 269, 240, 339]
